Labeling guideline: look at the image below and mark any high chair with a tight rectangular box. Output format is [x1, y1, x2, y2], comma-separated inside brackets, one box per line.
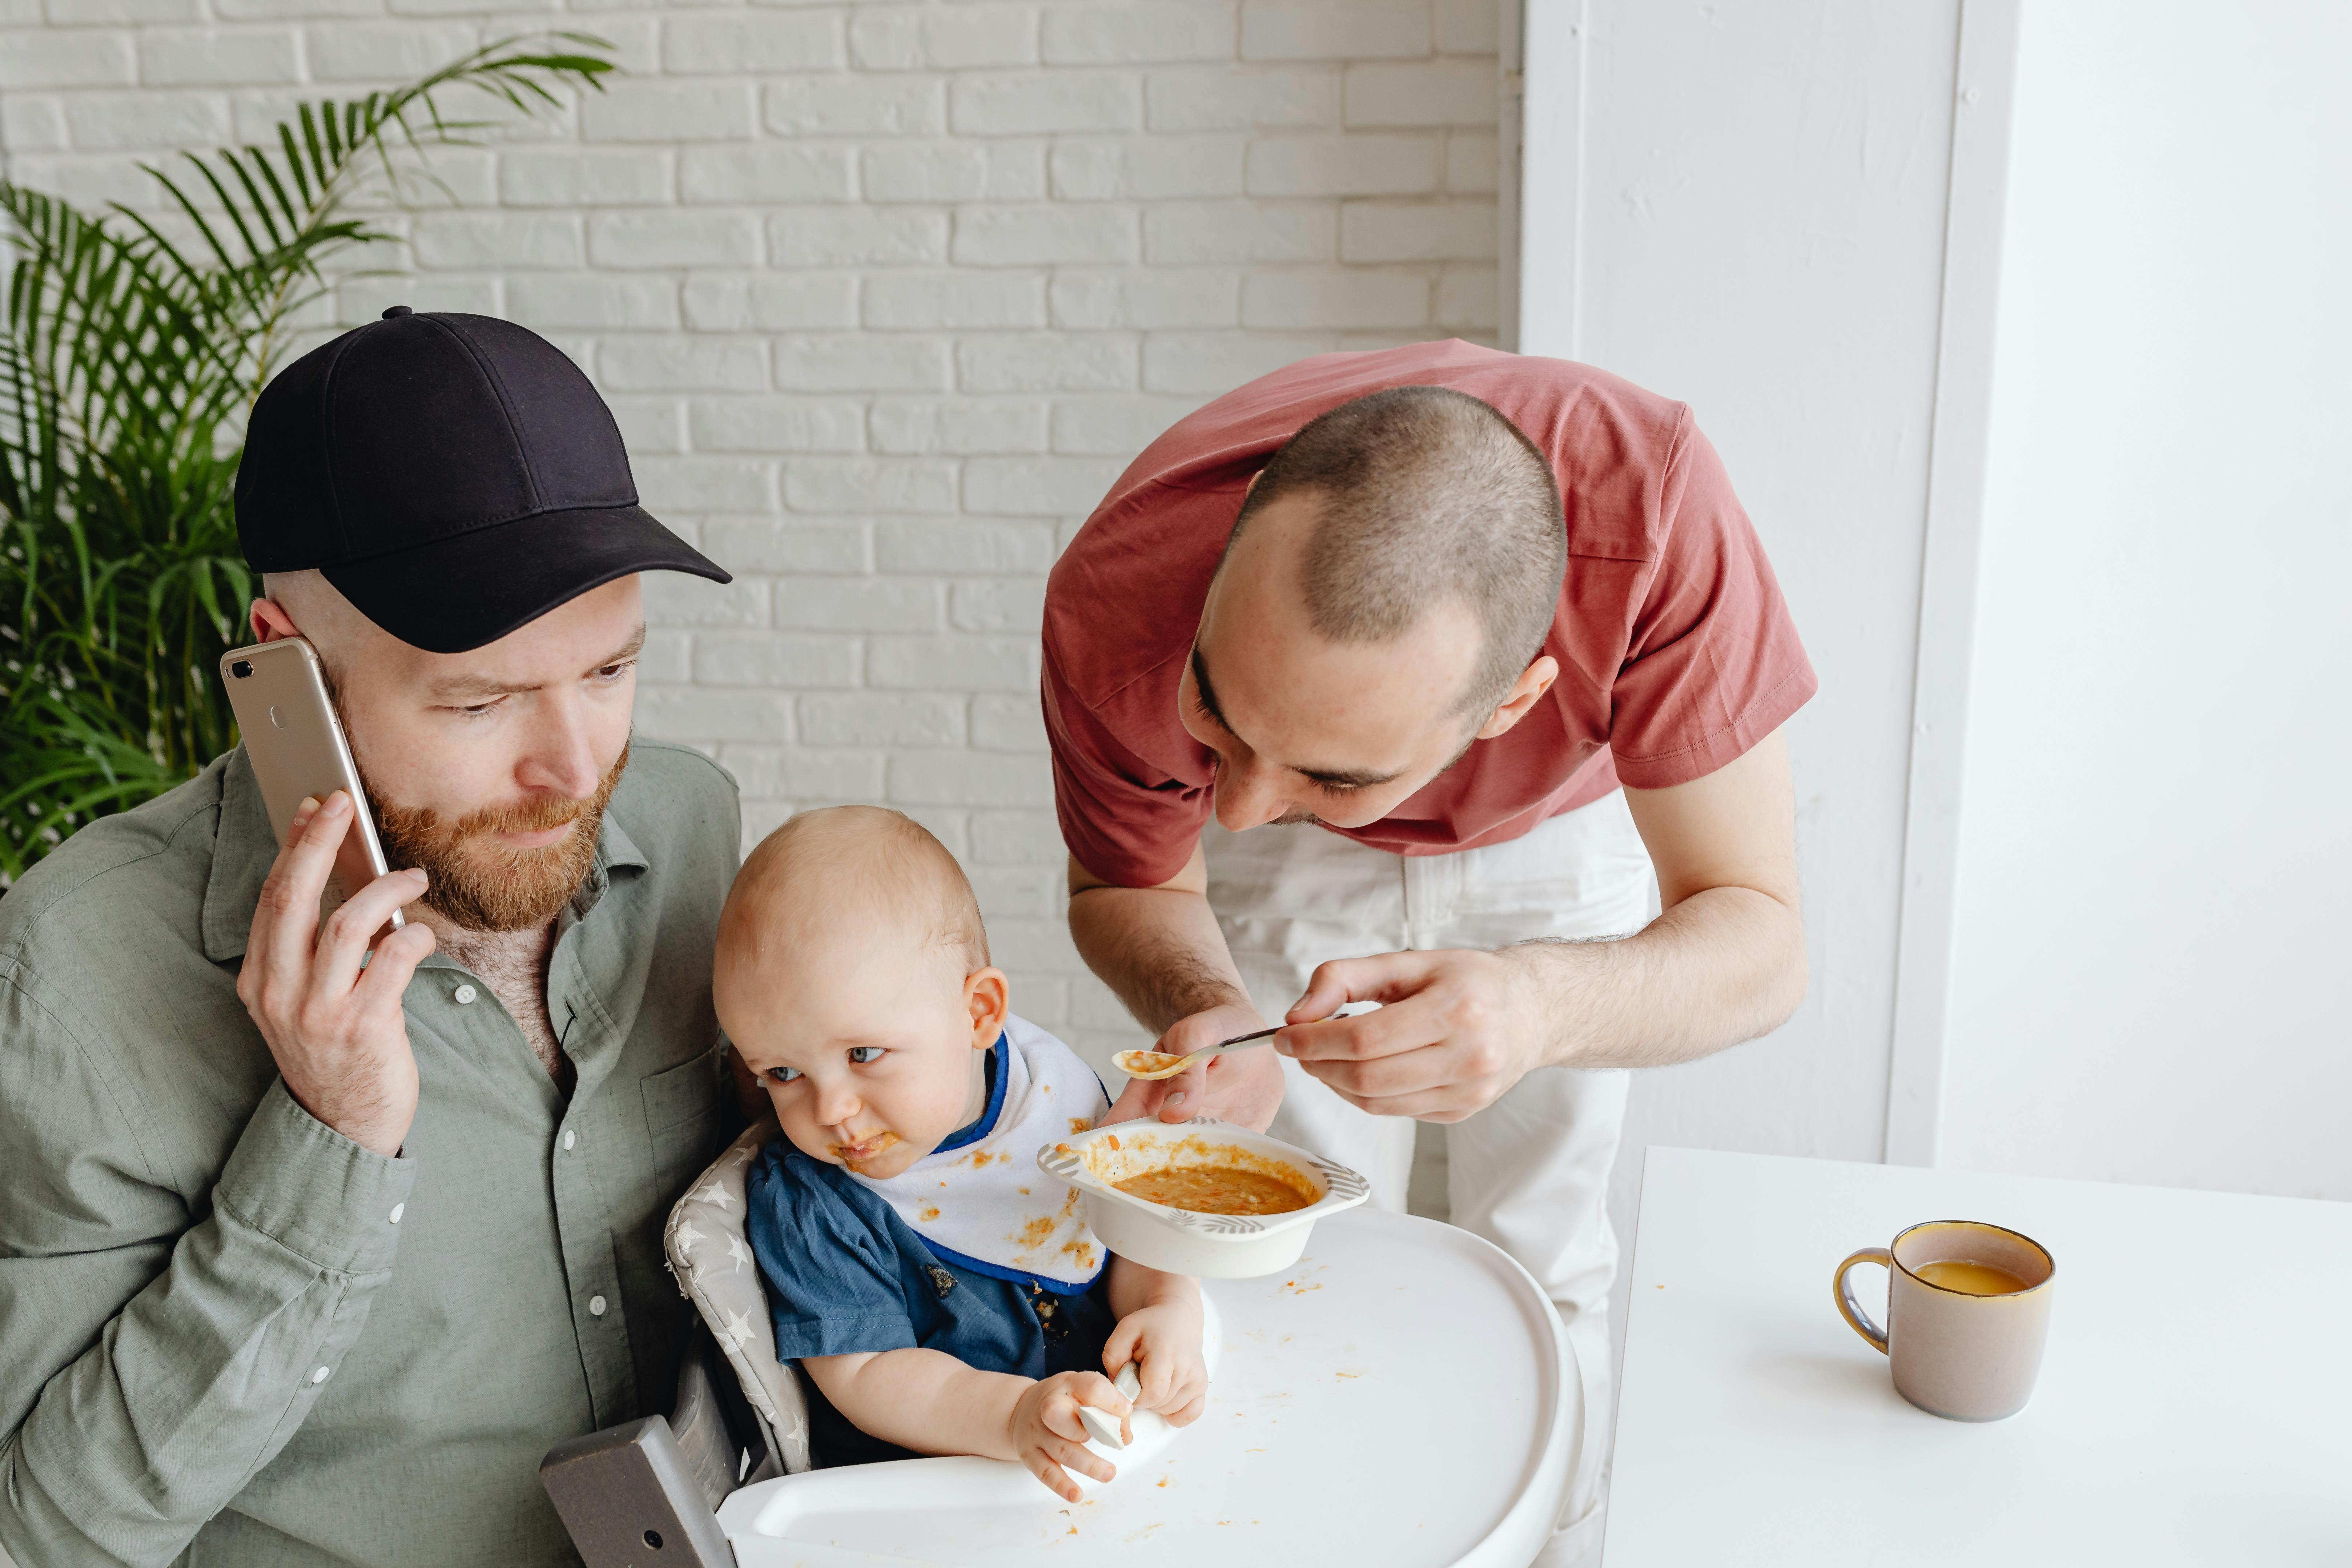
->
[542, 1119, 1579, 1568]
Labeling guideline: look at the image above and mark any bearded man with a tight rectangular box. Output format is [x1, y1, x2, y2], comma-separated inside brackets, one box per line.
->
[0, 310, 739, 1568]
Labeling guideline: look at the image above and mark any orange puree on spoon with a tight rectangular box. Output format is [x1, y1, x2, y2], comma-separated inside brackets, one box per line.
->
[1112, 1049, 1193, 1079]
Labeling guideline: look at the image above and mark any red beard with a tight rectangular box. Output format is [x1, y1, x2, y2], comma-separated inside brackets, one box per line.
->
[370, 745, 630, 932]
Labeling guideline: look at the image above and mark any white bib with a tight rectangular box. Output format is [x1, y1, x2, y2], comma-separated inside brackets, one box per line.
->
[845, 1014, 1111, 1293]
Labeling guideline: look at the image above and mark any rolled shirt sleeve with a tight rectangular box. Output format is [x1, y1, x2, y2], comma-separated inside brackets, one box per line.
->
[1042, 646, 1210, 890]
[0, 974, 417, 1568]
[1603, 416, 1817, 788]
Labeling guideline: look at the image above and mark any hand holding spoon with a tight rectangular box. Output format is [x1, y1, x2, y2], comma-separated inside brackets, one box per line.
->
[1078, 1362, 1145, 1450]
[1111, 1003, 1378, 1081]
[1111, 1023, 1283, 1081]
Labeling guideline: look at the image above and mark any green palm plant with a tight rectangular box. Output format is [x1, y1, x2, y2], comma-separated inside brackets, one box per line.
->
[0, 36, 614, 885]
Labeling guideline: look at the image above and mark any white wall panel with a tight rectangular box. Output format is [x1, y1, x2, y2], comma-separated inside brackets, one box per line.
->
[1514, 0, 1974, 1398]
[1942, 0, 2352, 1200]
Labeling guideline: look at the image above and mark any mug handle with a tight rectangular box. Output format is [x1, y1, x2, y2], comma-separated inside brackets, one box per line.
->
[1834, 1247, 1893, 1353]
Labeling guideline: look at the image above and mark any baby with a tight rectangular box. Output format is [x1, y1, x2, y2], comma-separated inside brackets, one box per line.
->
[717, 805, 1206, 1500]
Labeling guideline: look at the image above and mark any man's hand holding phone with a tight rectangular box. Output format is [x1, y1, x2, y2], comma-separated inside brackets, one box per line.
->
[236, 790, 438, 1157]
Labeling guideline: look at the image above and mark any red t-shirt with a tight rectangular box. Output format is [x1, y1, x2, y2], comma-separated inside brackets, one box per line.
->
[1042, 339, 1816, 888]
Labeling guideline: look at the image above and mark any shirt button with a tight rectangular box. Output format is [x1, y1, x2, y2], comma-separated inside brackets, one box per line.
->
[311, 1366, 332, 1384]
[454, 984, 478, 1005]
[562, 1130, 577, 1151]
[588, 1295, 607, 1317]
[388, 1203, 405, 1225]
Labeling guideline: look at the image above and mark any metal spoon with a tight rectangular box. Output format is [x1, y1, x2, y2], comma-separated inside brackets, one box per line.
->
[1110, 1003, 1380, 1081]
[1110, 1023, 1285, 1081]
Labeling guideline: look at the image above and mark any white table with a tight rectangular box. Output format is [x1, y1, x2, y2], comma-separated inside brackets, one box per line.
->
[721, 1207, 1573, 1567]
[1604, 1147, 2352, 1565]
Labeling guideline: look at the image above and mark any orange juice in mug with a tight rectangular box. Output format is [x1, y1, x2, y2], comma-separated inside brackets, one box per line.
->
[1833, 1220, 2055, 1421]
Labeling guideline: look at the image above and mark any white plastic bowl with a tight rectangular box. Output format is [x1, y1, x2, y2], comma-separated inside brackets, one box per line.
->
[1036, 1117, 1371, 1278]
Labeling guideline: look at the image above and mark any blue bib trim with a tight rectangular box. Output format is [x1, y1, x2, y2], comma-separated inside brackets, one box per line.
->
[932, 1037, 1010, 1156]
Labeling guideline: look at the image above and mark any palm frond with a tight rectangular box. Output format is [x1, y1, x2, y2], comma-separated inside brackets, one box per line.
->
[124, 35, 611, 389]
[0, 35, 612, 885]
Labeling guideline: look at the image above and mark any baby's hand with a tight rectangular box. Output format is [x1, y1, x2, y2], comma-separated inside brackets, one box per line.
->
[1009, 1370, 1127, 1502]
[1103, 1294, 1209, 1427]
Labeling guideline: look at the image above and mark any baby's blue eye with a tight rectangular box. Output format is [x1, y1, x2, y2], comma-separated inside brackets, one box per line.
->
[767, 1066, 801, 1083]
[847, 1046, 884, 1065]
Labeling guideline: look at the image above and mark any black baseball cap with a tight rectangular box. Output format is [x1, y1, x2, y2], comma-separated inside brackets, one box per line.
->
[235, 307, 729, 654]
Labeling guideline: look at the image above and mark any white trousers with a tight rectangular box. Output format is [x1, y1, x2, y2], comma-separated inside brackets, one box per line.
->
[1202, 791, 1655, 1566]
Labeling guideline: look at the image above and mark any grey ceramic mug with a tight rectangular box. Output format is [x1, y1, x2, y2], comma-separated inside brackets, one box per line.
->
[1834, 1220, 2055, 1421]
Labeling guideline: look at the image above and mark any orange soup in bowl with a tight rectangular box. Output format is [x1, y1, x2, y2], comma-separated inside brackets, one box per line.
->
[1114, 1165, 1314, 1216]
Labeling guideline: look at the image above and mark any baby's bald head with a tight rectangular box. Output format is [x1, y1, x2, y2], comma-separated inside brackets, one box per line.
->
[717, 807, 1010, 1177]
[717, 805, 990, 989]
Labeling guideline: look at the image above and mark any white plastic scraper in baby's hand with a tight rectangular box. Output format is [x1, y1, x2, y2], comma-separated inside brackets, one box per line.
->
[1078, 1363, 1145, 1451]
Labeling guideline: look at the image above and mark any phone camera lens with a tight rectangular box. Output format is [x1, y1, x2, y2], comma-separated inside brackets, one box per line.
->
[230, 660, 254, 679]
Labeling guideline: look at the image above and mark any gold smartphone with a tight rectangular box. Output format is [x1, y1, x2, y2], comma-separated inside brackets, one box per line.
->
[219, 637, 405, 936]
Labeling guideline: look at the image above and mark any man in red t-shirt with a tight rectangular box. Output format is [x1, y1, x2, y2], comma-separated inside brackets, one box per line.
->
[1044, 341, 1813, 1555]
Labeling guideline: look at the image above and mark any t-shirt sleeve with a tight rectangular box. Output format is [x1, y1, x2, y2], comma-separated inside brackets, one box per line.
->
[1605, 414, 1817, 788]
[1042, 647, 1209, 888]
[744, 1146, 918, 1362]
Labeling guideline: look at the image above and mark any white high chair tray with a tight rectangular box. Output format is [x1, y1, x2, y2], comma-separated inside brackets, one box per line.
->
[717, 1207, 1574, 1568]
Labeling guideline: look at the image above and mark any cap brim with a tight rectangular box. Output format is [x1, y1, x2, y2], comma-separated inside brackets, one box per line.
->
[322, 504, 729, 655]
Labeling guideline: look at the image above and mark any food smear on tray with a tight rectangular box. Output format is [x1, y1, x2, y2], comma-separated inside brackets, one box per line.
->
[1114, 1165, 1314, 1216]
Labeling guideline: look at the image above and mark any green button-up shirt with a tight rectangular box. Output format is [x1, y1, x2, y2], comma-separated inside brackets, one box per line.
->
[0, 739, 739, 1568]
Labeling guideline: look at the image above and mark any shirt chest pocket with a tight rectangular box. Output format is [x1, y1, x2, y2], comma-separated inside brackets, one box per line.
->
[639, 1049, 723, 1207]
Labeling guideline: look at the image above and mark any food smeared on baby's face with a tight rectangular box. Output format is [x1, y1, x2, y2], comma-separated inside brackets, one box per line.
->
[1115, 1165, 1313, 1216]
[830, 1131, 901, 1168]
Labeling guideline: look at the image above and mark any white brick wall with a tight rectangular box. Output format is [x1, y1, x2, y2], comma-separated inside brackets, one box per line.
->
[0, 0, 1500, 1063]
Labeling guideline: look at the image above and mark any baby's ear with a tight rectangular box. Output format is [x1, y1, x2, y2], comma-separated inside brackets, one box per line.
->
[965, 966, 1011, 1043]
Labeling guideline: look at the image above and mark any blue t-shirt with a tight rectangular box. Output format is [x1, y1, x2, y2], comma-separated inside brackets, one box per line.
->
[744, 1048, 1119, 1467]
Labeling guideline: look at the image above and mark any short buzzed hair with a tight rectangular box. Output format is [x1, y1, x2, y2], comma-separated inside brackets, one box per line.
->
[1225, 385, 1565, 718]
[719, 805, 990, 974]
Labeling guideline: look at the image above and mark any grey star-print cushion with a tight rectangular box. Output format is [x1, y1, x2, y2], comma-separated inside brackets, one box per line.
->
[663, 1117, 813, 1475]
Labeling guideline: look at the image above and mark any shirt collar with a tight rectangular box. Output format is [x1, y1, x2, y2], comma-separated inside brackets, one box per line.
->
[200, 747, 654, 963]
[594, 800, 650, 880]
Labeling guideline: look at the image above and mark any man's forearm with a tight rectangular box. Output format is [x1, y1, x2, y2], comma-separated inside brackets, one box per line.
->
[1068, 851, 1286, 1130]
[1067, 880, 1255, 1037]
[1504, 881, 1807, 1071]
